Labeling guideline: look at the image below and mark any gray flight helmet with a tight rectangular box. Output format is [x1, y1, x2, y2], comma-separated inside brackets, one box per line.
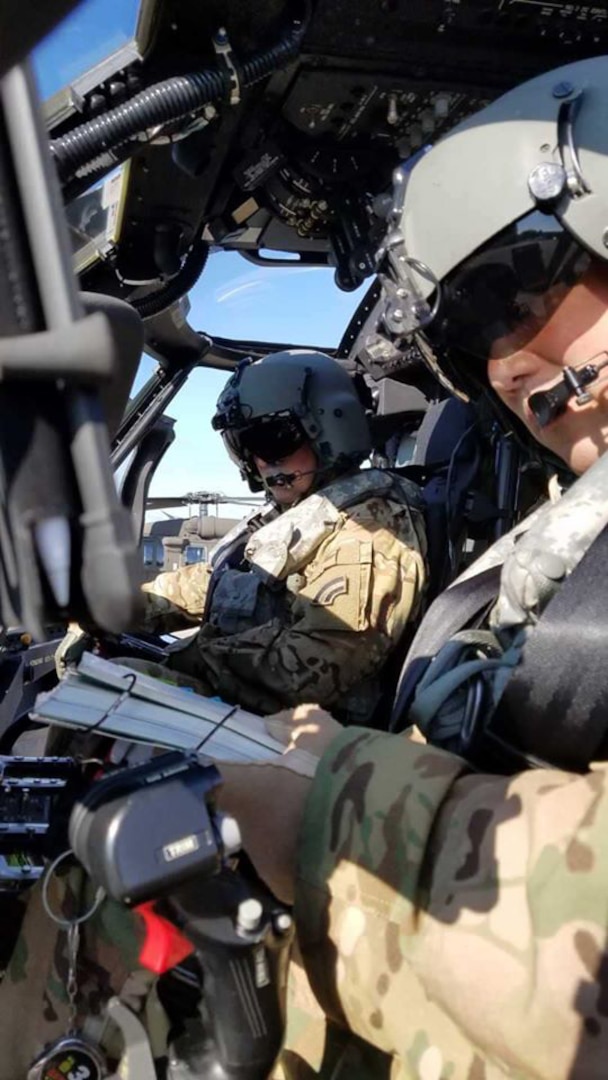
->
[213, 349, 372, 491]
[394, 55, 608, 394]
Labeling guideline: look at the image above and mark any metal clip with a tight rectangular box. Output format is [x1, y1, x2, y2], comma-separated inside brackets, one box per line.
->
[377, 245, 440, 338]
[557, 91, 591, 198]
[213, 28, 241, 106]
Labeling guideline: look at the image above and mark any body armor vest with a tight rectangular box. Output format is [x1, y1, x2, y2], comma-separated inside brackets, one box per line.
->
[205, 469, 423, 723]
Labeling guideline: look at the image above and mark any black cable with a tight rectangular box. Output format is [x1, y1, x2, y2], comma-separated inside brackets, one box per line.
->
[50, 19, 306, 186]
[52, 69, 226, 182]
[130, 235, 210, 319]
[62, 139, 140, 204]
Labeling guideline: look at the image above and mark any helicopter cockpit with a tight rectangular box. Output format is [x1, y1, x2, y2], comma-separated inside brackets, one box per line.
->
[44, 0, 601, 533]
[1, 6, 608, 1073]
[0, 0, 603, 746]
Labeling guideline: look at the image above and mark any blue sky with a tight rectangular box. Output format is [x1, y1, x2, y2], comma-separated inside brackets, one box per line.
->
[34, 0, 141, 100]
[34, 0, 367, 519]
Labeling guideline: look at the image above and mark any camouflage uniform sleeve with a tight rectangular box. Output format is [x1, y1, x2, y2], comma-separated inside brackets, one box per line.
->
[138, 561, 213, 633]
[295, 727, 608, 1079]
[167, 506, 426, 714]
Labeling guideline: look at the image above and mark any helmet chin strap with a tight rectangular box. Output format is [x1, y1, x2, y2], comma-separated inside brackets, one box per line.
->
[529, 351, 608, 428]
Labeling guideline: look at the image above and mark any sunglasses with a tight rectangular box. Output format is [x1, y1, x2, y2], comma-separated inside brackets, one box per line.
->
[232, 414, 307, 463]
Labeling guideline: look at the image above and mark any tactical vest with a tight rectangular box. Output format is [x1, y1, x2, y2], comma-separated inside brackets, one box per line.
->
[204, 469, 424, 723]
[392, 450, 608, 774]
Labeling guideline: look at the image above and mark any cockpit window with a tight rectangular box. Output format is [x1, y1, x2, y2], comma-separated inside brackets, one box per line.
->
[201, 251, 367, 348]
[66, 169, 128, 273]
[34, 0, 143, 105]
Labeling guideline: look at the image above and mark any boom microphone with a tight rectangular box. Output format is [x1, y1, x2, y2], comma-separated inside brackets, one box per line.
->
[528, 352, 608, 428]
[264, 468, 318, 487]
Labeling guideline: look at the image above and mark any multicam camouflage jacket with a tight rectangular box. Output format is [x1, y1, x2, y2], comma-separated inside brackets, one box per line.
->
[281, 727, 608, 1080]
[139, 468, 428, 722]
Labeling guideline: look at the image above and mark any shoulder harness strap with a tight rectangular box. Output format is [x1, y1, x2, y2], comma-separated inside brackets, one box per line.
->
[390, 564, 502, 732]
[490, 522, 608, 771]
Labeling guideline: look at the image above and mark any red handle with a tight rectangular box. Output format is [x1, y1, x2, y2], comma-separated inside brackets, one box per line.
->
[135, 900, 195, 974]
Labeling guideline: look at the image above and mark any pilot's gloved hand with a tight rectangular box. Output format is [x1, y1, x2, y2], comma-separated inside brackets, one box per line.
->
[54, 622, 91, 679]
[265, 703, 343, 758]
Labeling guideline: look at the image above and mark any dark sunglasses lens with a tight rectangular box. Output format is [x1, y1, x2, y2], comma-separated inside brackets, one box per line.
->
[239, 417, 306, 462]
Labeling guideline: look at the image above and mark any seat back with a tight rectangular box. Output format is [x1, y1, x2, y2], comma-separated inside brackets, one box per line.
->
[370, 397, 485, 730]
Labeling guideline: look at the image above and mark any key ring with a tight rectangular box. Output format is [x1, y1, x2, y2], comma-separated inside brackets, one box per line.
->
[41, 848, 106, 929]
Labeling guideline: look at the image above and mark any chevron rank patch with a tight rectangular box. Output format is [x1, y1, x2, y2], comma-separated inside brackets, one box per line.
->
[312, 575, 349, 606]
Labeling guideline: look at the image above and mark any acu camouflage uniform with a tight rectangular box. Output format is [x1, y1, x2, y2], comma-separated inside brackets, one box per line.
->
[138, 468, 427, 723]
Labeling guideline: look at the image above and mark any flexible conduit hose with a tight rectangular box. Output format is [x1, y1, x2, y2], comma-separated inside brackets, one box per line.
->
[50, 22, 305, 184]
[131, 235, 210, 319]
[62, 141, 140, 204]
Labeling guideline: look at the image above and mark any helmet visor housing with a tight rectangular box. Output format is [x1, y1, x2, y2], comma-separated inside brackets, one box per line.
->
[426, 211, 594, 394]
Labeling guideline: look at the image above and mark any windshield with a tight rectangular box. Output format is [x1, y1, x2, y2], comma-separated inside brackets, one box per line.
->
[33, 0, 141, 101]
[200, 251, 367, 347]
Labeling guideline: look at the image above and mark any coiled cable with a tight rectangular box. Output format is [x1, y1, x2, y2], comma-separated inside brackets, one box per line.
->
[51, 20, 305, 185]
[130, 234, 210, 319]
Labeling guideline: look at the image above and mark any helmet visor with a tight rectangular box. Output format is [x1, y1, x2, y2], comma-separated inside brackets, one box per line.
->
[224, 413, 307, 465]
[432, 211, 593, 364]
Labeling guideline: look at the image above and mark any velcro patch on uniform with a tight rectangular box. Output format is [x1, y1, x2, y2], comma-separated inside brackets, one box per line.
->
[312, 574, 349, 606]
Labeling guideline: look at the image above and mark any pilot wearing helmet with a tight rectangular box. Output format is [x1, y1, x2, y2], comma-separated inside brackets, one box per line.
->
[56, 347, 427, 726]
[208, 56, 608, 1080]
